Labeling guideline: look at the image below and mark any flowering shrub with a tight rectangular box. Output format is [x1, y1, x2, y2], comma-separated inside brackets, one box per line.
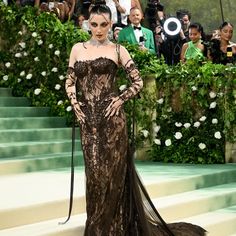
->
[0, 3, 89, 122]
[147, 60, 236, 163]
[0, 4, 235, 163]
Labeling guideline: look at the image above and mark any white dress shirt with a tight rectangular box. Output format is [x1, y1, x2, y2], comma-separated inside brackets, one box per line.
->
[132, 24, 143, 44]
[106, 0, 131, 26]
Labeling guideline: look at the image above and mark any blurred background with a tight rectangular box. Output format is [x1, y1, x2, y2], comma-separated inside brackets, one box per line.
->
[142, 0, 236, 41]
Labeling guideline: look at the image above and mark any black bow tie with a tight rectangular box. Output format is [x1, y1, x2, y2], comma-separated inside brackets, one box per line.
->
[133, 26, 141, 30]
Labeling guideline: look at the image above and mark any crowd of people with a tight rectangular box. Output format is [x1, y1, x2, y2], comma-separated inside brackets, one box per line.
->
[4, 0, 236, 65]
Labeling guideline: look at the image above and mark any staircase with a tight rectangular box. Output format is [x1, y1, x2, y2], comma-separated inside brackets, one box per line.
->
[0, 87, 83, 175]
[0, 88, 236, 236]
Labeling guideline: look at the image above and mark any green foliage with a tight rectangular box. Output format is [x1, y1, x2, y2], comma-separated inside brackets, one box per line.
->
[0, 3, 90, 123]
[0, 4, 235, 164]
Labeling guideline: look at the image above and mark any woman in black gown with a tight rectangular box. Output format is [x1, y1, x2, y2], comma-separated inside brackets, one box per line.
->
[209, 22, 236, 64]
[65, 4, 207, 236]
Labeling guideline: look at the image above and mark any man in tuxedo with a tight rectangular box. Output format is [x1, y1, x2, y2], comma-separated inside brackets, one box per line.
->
[118, 7, 156, 54]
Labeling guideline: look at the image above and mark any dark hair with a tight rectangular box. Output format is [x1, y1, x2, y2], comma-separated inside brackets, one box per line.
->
[189, 22, 206, 41]
[89, 4, 112, 20]
[189, 22, 203, 33]
[176, 9, 191, 20]
[219, 21, 234, 30]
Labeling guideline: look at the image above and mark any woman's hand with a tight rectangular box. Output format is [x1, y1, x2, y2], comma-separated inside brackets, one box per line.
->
[71, 100, 85, 124]
[105, 97, 123, 119]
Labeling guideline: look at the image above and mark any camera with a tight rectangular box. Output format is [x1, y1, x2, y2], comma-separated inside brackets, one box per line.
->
[145, 0, 164, 31]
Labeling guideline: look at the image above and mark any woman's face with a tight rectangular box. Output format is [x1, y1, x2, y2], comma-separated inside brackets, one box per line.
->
[220, 24, 233, 42]
[89, 13, 112, 41]
[189, 28, 201, 43]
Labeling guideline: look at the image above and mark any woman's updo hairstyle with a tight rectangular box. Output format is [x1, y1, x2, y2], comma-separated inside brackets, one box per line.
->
[89, 2, 112, 20]
[219, 22, 234, 30]
[189, 22, 206, 41]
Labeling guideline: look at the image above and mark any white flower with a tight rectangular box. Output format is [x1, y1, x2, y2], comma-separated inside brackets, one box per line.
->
[51, 67, 58, 72]
[218, 92, 224, 97]
[141, 130, 149, 138]
[212, 118, 218, 124]
[154, 139, 161, 145]
[18, 78, 21, 83]
[209, 91, 216, 99]
[32, 32, 37, 37]
[119, 84, 127, 91]
[175, 122, 182, 127]
[23, 52, 28, 56]
[198, 143, 206, 150]
[18, 31, 23, 35]
[153, 125, 160, 133]
[34, 57, 39, 62]
[57, 100, 63, 105]
[54, 50, 60, 56]
[184, 123, 191, 128]
[167, 107, 172, 112]
[174, 132, 182, 140]
[41, 71, 47, 76]
[191, 86, 197, 91]
[34, 88, 41, 95]
[55, 84, 61, 90]
[165, 139, 172, 146]
[19, 42, 26, 48]
[26, 74, 32, 80]
[15, 53, 22, 58]
[209, 102, 217, 109]
[214, 131, 222, 139]
[199, 116, 207, 122]
[5, 62, 11, 68]
[193, 121, 201, 128]
[3, 75, 8, 81]
[59, 75, 65, 80]
[38, 40, 43, 45]
[48, 44, 53, 49]
[20, 71, 25, 77]
[157, 98, 164, 104]
[66, 106, 72, 112]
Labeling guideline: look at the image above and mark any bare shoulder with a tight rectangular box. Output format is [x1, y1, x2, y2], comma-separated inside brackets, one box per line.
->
[118, 44, 130, 57]
[71, 42, 84, 53]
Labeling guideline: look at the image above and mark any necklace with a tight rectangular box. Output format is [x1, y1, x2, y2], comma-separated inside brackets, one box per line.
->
[88, 38, 111, 47]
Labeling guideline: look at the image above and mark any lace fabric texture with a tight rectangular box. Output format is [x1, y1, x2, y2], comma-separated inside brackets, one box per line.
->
[65, 55, 206, 236]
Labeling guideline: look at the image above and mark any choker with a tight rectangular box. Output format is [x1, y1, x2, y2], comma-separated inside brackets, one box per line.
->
[88, 38, 111, 47]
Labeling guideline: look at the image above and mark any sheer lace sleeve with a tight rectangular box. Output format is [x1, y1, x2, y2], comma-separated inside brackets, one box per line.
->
[118, 46, 143, 102]
[65, 67, 77, 104]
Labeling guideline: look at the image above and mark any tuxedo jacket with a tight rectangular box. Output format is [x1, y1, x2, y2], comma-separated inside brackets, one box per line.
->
[118, 25, 156, 54]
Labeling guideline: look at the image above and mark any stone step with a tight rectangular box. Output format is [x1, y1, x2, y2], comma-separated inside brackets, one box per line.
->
[1, 205, 236, 236]
[153, 182, 236, 222]
[0, 164, 235, 230]
[0, 107, 50, 117]
[0, 140, 81, 158]
[0, 117, 67, 129]
[181, 205, 236, 236]
[0, 152, 83, 175]
[0, 97, 30, 106]
[0, 128, 78, 143]
[0, 88, 12, 97]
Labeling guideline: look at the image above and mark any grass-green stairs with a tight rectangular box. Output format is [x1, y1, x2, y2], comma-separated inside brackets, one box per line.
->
[0, 87, 83, 175]
[0, 87, 236, 236]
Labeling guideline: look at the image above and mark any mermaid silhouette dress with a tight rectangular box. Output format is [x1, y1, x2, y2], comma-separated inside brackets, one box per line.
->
[65, 44, 206, 236]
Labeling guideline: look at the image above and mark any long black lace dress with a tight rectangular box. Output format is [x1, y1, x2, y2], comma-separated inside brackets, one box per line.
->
[65, 45, 206, 236]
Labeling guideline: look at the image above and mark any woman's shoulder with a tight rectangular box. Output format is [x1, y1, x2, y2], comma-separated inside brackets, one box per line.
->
[71, 42, 84, 51]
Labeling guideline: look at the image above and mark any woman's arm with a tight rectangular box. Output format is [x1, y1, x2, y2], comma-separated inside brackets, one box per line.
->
[118, 45, 143, 102]
[65, 44, 85, 123]
[180, 43, 188, 63]
[105, 45, 143, 119]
